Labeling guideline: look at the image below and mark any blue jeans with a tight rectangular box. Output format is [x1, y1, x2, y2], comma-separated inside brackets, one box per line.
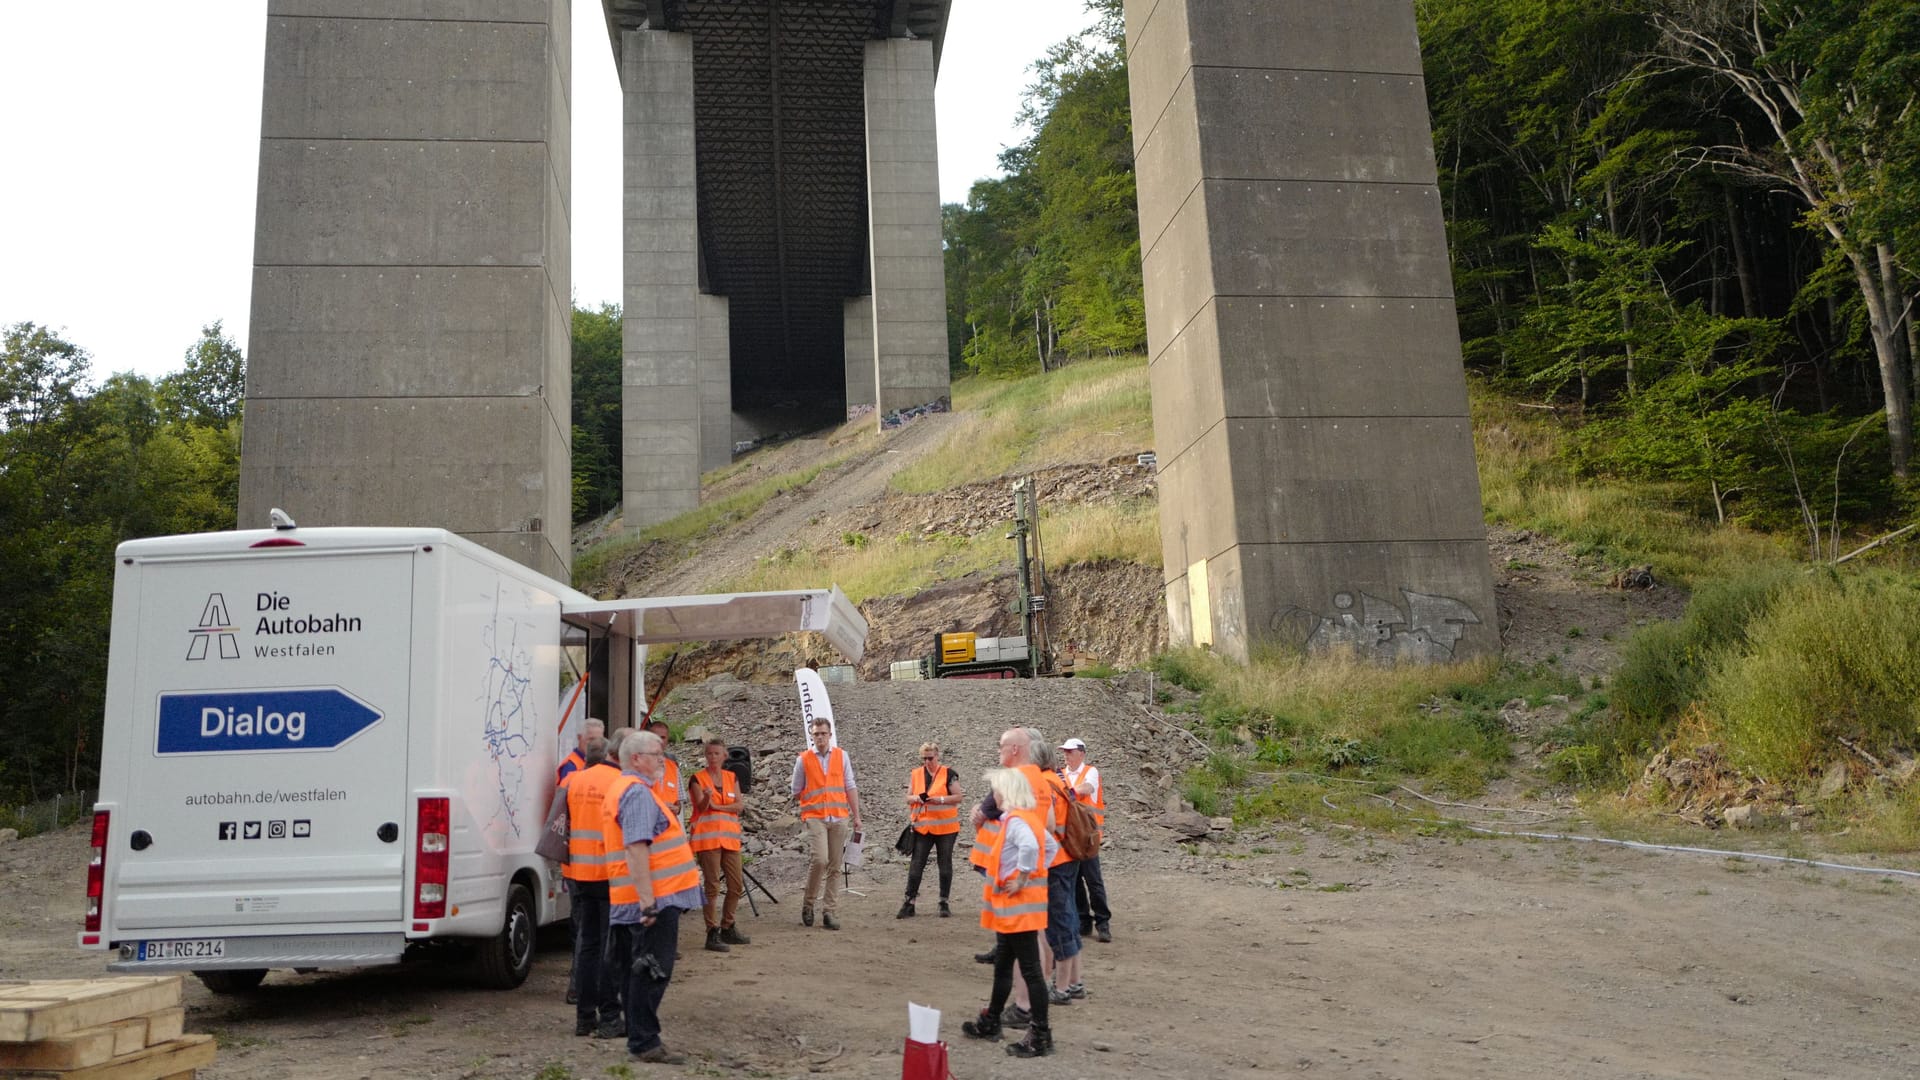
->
[570, 880, 613, 1026]
[611, 907, 682, 1055]
[1044, 862, 1082, 960]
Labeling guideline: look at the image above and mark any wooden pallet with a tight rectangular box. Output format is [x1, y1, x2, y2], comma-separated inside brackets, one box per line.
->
[0, 979, 212, 1080]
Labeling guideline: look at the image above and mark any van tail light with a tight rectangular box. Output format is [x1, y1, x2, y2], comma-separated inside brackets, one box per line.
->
[414, 797, 449, 919]
[85, 810, 110, 932]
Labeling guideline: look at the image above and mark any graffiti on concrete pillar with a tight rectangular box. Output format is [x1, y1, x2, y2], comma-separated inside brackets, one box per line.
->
[1269, 588, 1481, 662]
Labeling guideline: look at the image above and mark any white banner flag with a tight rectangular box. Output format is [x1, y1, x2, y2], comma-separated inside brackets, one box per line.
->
[795, 667, 837, 748]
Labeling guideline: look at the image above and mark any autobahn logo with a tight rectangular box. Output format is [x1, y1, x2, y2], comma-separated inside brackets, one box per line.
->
[188, 593, 240, 661]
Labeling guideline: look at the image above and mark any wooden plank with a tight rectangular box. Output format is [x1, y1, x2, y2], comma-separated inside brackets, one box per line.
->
[3, 1034, 215, 1080]
[0, 979, 182, 1043]
[0, 1026, 117, 1070]
[140, 1011, 185, 1049]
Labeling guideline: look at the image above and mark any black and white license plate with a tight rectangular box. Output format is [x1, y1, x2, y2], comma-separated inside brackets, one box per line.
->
[137, 938, 225, 961]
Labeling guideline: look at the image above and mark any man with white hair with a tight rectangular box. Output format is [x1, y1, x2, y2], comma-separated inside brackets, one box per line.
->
[557, 717, 606, 784]
[598, 730, 704, 1064]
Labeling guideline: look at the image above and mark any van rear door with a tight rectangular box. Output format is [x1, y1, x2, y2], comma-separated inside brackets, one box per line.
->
[109, 547, 413, 936]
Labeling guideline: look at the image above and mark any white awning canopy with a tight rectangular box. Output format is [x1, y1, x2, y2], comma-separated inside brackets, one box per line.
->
[562, 587, 868, 662]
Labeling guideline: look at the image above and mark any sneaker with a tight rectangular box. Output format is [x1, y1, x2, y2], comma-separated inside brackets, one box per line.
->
[821, 913, 840, 931]
[896, 900, 915, 919]
[1006, 1026, 1054, 1058]
[719, 925, 751, 946]
[1047, 985, 1073, 1006]
[1065, 982, 1088, 1000]
[960, 1008, 1002, 1041]
[631, 1044, 688, 1065]
[574, 1019, 594, 1037]
[1096, 924, 1112, 943]
[1001, 1004, 1031, 1030]
[565, 987, 578, 1005]
[801, 906, 814, 927]
[593, 1019, 624, 1039]
[974, 947, 998, 964]
[704, 927, 730, 953]
[938, 900, 951, 918]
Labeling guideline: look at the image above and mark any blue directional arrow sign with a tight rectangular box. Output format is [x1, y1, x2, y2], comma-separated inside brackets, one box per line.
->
[156, 688, 383, 755]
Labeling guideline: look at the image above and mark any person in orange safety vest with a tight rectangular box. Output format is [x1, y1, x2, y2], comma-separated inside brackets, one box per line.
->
[688, 737, 750, 952]
[899, 741, 963, 919]
[791, 717, 863, 929]
[599, 729, 703, 1065]
[959, 766, 1056, 1058]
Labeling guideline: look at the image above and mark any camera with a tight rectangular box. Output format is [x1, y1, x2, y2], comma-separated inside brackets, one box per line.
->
[631, 949, 669, 982]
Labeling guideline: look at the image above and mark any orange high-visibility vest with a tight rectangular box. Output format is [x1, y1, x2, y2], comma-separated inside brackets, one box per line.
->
[556, 749, 585, 783]
[1017, 764, 1071, 868]
[980, 807, 1049, 933]
[968, 815, 1001, 870]
[562, 762, 621, 882]
[604, 773, 702, 907]
[909, 765, 959, 835]
[689, 769, 743, 853]
[1065, 762, 1106, 834]
[660, 758, 681, 804]
[797, 748, 851, 820]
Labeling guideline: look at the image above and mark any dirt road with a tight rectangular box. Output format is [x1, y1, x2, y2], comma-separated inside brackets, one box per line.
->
[6, 678, 1917, 1079]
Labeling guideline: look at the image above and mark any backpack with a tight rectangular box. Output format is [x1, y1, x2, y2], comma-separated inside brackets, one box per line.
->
[1059, 790, 1103, 862]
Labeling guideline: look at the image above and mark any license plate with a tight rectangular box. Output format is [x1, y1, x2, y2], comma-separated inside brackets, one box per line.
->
[138, 938, 225, 961]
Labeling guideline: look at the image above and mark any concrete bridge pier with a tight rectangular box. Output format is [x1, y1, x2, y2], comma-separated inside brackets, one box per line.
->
[1125, 0, 1498, 662]
[859, 37, 950, 421]
[620, 27, 703, 528]
[238, 0, 573, 580]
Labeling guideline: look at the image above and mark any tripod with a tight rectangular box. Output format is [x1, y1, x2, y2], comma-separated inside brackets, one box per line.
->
[740, 861, 778, 917]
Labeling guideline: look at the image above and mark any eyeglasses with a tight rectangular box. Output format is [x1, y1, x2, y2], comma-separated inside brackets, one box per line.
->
[920, 756, 936, 761]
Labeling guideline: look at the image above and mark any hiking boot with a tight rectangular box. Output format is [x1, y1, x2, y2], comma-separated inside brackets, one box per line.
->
[1001, 1004, 1031, 1030]
[974, 945, 998, 964]
[631, 1044, 688, 1065]
[719, 925, 751, 946]
[565, 987, 577, 1005]
[938, 899, 951, 918]
[1096, 924, 1112, 943]
[960, 1008, 1003, 1041]
[1065, 982, 1087, 1000]
[574, 1019, 595, 1037]
[704, 927, 730, 953]
[593, 1018, 624, 1039]
[897, 900, 915, 919]
[1006, 1024, 1054, 1058]
[821, 913, 840, 931]
[1047, 984, 1072, 1006]
[801, 906, 814, 927]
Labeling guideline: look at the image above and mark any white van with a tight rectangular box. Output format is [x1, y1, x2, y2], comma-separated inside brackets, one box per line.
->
[79, 524, 864, 992]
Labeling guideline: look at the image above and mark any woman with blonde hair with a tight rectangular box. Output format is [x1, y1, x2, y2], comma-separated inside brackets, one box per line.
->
[899, 741, 962, 919]
[960, 767, 1054, 1058]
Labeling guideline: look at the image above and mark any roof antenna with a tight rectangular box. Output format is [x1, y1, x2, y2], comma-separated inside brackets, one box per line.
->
[269, 508, 297, 531]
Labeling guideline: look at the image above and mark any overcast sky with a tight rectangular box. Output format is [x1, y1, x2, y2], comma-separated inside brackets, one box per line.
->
[0, 2, 1098, 381]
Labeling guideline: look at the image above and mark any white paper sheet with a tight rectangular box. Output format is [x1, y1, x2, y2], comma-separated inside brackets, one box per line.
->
[842, 837, 864, 867]
[908, 1002, 941, 1043]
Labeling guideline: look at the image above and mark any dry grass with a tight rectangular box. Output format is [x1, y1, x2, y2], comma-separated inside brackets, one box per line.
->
[1041, 499, 1161, 568]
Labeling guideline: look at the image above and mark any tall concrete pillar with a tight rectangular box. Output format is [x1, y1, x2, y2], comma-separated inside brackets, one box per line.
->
[1124, 0, 1497, 662]
[862, 39, 950, 418]
[843, 295, 876, 421]
[239, 0, 572, 579]
[621, 28, 701, 527]
[698, 295, 732, 472]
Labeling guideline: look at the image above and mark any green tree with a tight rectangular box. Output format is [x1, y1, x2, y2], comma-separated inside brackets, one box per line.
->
[158, 321, 246, 426]
[571, 303, 623, 523]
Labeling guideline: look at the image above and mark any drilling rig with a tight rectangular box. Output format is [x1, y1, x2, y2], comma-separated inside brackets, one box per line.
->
[890, 476, 1057, 679]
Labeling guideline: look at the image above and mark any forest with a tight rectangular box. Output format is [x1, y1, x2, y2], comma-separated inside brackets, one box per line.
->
[3, 0, 1916, 807]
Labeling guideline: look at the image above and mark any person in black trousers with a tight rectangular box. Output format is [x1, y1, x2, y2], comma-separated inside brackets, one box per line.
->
[899, 741, 963, 918]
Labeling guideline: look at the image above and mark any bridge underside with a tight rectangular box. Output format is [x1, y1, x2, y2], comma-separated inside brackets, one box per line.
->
[606, 1, 953, 524]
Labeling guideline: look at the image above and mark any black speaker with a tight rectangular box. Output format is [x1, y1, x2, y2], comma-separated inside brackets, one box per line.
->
[724, 746, 753, 794]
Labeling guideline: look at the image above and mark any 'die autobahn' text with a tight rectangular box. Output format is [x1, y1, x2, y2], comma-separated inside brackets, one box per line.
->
[253, 590, 361, 658]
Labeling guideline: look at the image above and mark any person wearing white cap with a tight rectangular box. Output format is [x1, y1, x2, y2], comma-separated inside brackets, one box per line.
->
[1059, 738, 1111, 947]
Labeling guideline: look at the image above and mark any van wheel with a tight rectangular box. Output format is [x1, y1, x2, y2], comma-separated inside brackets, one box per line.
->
[476, 883, 536, 989]
[195, 969, 268, 994]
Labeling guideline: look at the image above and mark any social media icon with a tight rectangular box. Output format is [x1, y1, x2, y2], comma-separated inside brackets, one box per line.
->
[219, 822, 238, 840]
[268, 820, 287, 839]
[292, 820, 312, 838]
[242, 821, 262, 839]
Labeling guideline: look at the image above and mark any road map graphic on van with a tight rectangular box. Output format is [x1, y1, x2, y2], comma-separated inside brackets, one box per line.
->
[187, 593, 240, 661]
[155, 687, 382, 754]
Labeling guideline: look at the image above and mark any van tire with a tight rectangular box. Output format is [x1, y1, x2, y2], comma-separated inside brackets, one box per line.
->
[476, 883, 536, 989]
[196, 969, 268, 994]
